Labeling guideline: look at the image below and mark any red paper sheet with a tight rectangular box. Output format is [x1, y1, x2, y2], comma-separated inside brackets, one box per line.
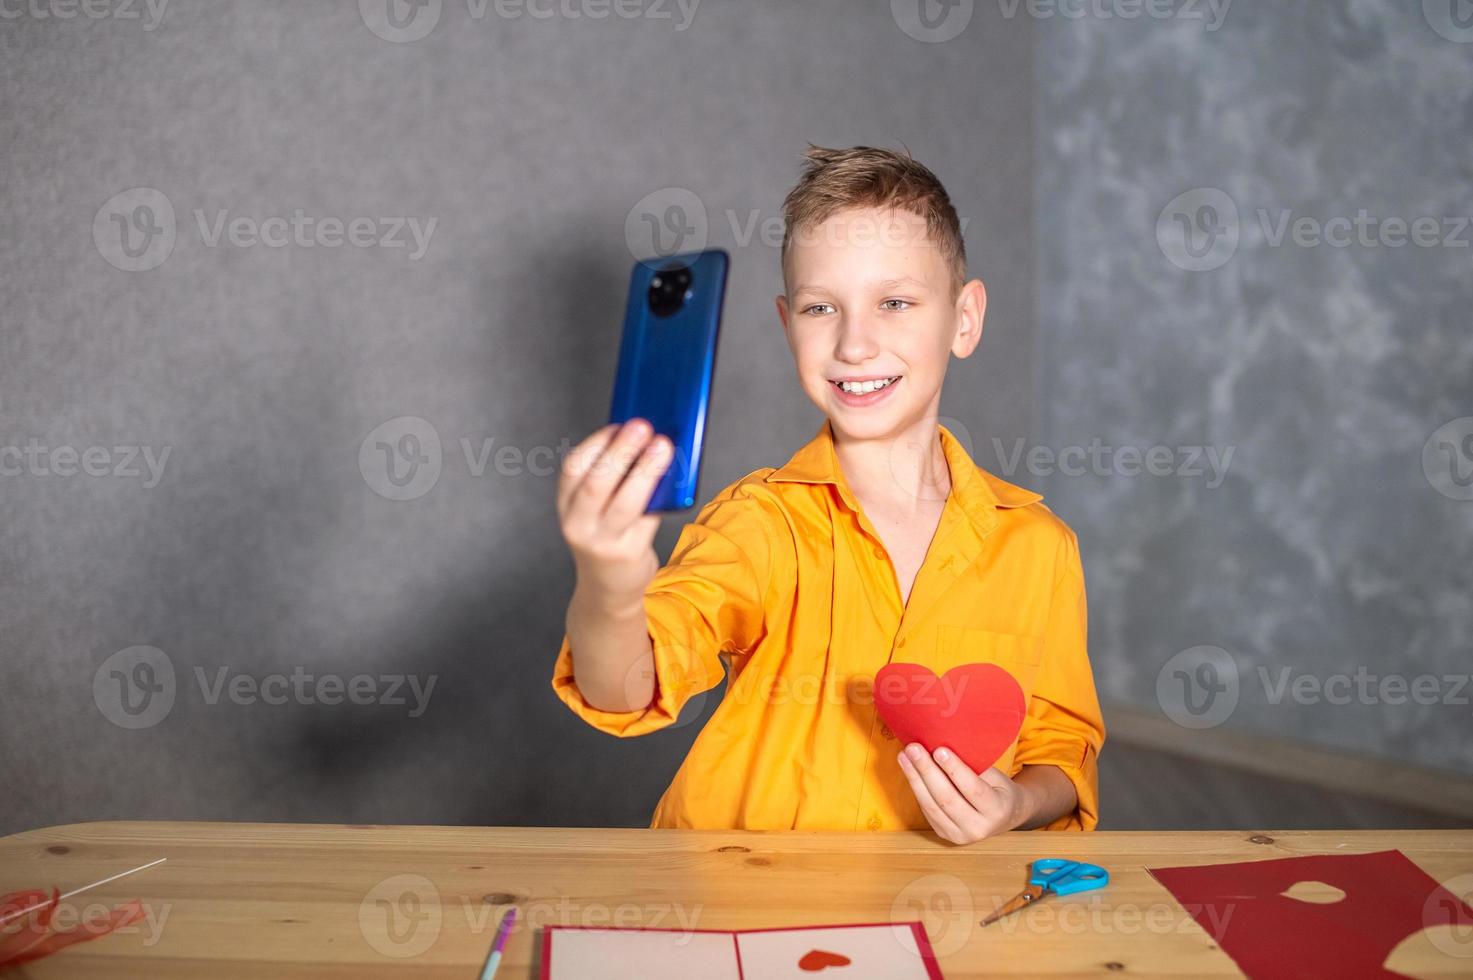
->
[0, 887, 145, 968]
[1148, 849, 1473, 979]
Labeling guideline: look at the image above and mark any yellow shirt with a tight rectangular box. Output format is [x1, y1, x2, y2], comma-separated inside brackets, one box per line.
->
[551, 419, 1106, 832]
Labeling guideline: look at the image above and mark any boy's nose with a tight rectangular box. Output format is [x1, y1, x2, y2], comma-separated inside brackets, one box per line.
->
[834, 316, 881, 363]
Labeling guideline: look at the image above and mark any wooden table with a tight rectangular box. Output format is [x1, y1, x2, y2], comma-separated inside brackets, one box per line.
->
[2, 822, 1471, 977]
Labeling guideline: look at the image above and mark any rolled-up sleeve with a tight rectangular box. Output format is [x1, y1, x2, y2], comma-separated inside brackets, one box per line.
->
[551, 482, 781, 738]
[1010, 526, 1106, 830]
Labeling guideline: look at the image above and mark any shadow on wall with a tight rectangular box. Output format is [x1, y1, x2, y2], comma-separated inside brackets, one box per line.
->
[276, 223, 714, 827]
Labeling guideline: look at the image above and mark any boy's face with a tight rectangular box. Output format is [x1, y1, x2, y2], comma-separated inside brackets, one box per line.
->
[776, 206, 985, 443]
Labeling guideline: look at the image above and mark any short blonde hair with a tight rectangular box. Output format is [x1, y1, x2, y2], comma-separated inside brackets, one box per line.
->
[780, 144, 967, 295]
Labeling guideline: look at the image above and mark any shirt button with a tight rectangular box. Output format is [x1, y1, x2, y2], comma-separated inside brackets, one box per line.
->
[880, 723, 895, 740]
[897, 637, 907, 648]
[867, 816, 882, 831]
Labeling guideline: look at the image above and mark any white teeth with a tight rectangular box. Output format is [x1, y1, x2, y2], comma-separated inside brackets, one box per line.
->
[836, 377, 897, 394]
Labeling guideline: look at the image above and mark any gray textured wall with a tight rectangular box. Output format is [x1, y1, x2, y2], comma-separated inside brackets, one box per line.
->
[8, 1, 1468, 840]
[1, 1, 1036, 835]
[1035, 2, 1473, 775]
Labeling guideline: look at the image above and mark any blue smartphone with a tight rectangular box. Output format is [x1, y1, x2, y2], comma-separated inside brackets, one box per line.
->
[608, 248, 729, 512]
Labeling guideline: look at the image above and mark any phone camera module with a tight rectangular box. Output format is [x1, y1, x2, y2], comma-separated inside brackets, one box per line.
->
[647, 262, 694, 318]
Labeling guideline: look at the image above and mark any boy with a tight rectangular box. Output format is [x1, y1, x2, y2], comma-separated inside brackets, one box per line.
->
[552, 146, 1104, 842]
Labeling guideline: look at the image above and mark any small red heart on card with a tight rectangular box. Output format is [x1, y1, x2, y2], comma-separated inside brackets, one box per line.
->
[875, 662, 1025, 773]
[798, 948, 852, 971]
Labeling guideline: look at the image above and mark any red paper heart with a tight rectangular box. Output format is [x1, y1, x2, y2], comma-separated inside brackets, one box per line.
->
[798, 948, 852, 971]
[874, 662, 1025, 773]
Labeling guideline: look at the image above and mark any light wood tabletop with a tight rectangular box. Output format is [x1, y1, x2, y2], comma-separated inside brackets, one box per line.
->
[2, 822, 1471, 978]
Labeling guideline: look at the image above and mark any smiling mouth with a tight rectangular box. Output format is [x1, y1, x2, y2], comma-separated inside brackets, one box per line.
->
[830, 376, 901, 395]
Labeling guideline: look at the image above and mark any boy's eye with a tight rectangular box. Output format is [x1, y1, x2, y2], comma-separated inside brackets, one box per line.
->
[881, 299, 912, 311]
[803, 303, 835, 316]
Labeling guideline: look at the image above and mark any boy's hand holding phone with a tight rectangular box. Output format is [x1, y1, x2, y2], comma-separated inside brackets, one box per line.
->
[554, 249, 725, 713]
[558, 419, 672, 596]
[555, 419, 673, 713]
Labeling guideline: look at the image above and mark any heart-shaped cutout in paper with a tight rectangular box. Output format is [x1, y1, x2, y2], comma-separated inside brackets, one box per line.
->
[875, 662, 1025, 773]
[798, 948, 852, 971]
[1280, 880, 1347, 904]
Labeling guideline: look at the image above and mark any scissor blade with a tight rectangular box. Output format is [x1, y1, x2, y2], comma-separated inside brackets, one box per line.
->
[980, 885, 1047, 926]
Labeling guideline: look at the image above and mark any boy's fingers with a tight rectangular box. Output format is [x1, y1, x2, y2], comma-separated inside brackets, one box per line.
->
[563, 421, 654, 527]
[895, 751, 954, 837]
[967, 769, 1017, 832]
[932, 748, 990, 809]
[916, 746, 990, 833]
[556, 423, 620, 517]
[908, 745, 968, 814]
[898, 751, 963, 841]
[602, 435, 672, 531]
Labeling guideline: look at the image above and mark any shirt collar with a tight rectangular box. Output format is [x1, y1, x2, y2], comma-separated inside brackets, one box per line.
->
[764, 418, 1042, 532]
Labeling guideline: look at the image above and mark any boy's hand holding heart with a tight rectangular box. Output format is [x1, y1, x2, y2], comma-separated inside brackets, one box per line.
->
[875, 662, 1040, 845]
[896, 743, 1035, 845]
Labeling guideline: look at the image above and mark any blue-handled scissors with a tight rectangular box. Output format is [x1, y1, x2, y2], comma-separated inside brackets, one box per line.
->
[980, 858, 1109, 926]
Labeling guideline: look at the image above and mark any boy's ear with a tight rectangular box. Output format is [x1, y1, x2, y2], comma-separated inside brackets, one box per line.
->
[775, 293, 791, 336]
[951, 277, 986, 359]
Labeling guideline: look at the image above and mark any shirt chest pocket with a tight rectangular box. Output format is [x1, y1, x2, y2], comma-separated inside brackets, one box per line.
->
[934, 625, 1043, 694]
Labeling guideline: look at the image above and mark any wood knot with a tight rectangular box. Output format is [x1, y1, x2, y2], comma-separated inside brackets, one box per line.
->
[482, 892, 520, 905]
[745, 857, 772, 867]
[46, 845, 70, 855]
[1249, 835, 1275, 845]
[1104, 963, 1125, 972]
[715, 845, 750, 853]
